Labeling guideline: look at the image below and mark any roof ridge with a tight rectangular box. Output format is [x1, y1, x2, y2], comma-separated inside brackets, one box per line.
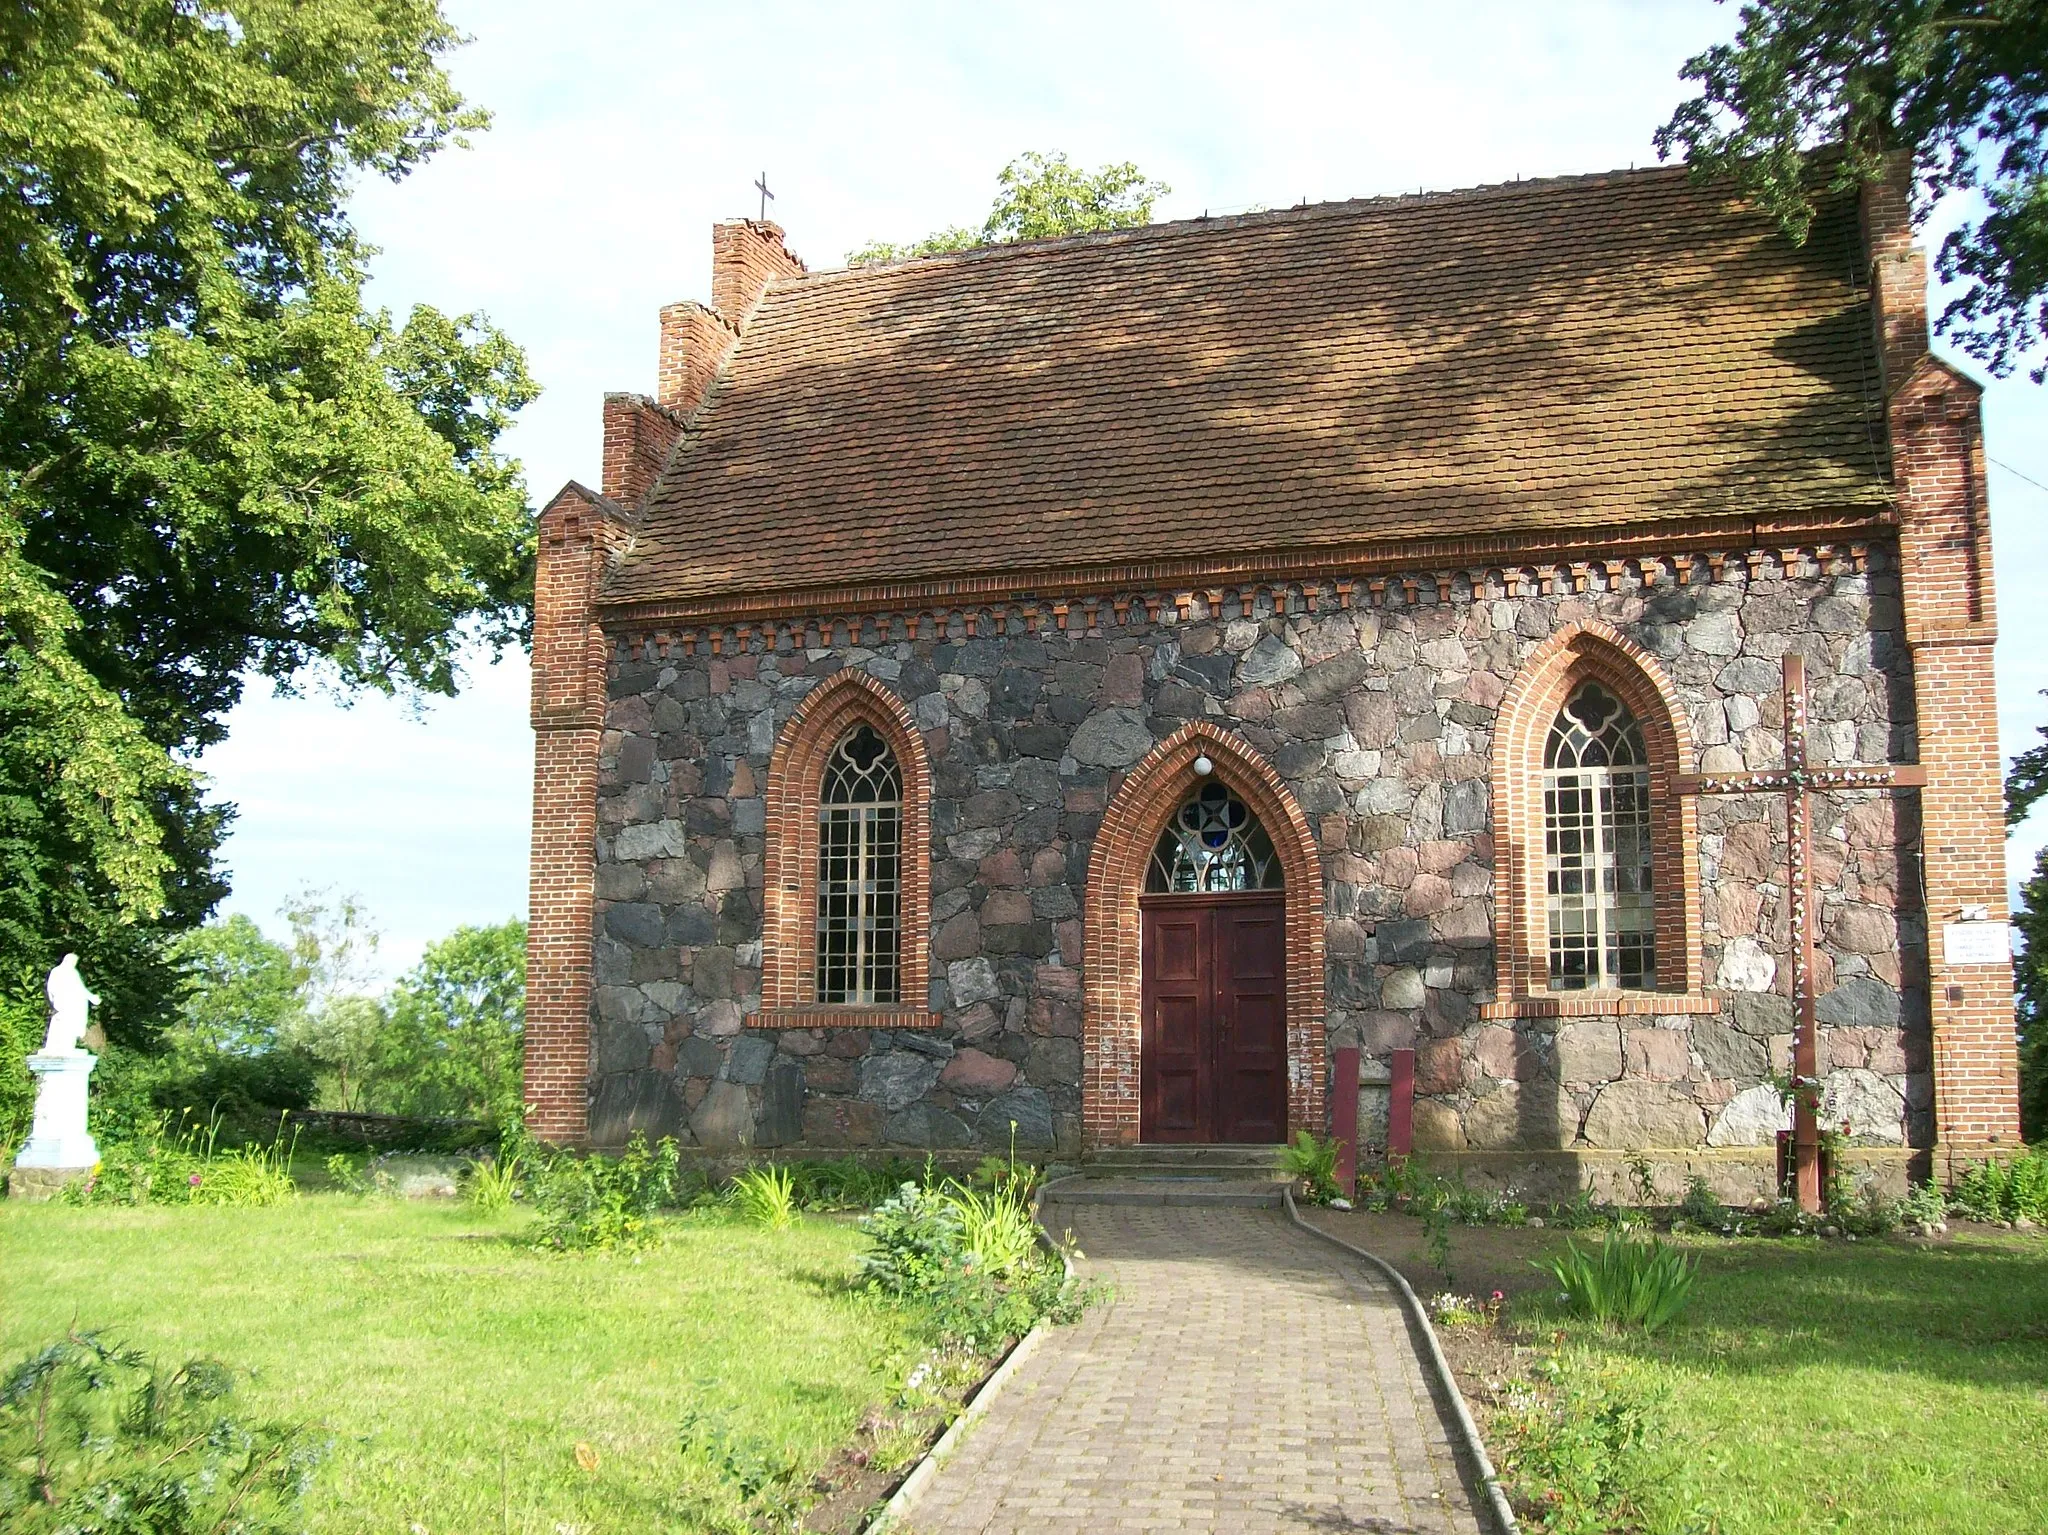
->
[792, 160, 1703, 285]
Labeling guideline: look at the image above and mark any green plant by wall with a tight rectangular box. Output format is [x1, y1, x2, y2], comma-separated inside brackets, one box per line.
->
[727, 1165, 798, 1231]
[1538, 1233, 1698, 1332]
[0, 1330, 325, 1533]
[527, 1133, 682, 1252]
[855, 1179, 1080, 1350]
[1949, 1146, 2048, 1224]
[1276, 1130, 1341, 1203]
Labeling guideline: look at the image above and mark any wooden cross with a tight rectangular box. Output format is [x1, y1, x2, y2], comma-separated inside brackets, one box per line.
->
[1674, 652, 1925, 1213]
[754, 171, 774, 222]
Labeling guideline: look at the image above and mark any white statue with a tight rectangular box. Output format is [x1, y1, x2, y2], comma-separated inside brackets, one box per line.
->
[41, 953, 99, 1055]
[14, 954, 101, 1181]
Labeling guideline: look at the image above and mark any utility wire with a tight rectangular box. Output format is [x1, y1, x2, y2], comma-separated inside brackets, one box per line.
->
[1991, 455, 2048, 496]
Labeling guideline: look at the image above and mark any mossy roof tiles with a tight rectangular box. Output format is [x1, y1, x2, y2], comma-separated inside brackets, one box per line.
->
[603, 164, 1890, 612]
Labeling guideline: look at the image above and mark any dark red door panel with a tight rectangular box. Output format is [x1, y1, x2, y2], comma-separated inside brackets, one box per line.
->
[1141, 905, 1209, 1141]
[1214, 900, 1287, 1143]
[1141, 894, 1287, 1145]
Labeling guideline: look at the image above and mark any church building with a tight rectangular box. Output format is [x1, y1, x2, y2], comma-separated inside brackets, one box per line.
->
[523, 157, 2021, 1196]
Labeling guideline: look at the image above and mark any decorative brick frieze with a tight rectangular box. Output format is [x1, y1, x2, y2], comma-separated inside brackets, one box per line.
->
[602, 539, 1881, 664]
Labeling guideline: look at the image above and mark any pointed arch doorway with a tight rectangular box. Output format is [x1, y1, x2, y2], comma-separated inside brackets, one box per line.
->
[1140, 779, 1288, 1142]
[1083, 724, 1326, 1150]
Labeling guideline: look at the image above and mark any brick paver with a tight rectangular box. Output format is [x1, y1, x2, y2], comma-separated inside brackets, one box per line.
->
[896, 1204, 1489, 1534]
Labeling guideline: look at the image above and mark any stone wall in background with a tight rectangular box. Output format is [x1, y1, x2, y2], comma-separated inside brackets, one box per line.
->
[585, 545, 1924, 1166]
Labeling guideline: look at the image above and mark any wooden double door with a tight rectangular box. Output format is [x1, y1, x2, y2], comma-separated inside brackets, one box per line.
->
[1139, 893, 1287, 1144]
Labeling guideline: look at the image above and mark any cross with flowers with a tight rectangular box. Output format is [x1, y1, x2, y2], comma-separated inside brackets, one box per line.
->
[1674, 652, 1925, 1213]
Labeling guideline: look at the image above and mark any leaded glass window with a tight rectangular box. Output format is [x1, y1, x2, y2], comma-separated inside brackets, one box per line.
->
[1146, 781, 1283, 893]
[1544, 681, 1655, 990]
[817, 725, 900, 1004]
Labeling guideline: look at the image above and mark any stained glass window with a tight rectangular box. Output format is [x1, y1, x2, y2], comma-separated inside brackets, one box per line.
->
[817, 725, 901, 1004]
[1544, 680, 1655, 990]
[1146, 780, 1283, 893]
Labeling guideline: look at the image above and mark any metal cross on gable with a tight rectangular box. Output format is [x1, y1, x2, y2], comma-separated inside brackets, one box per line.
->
[1674, 652, 1925, 1213]
[754, 171, 774, 222]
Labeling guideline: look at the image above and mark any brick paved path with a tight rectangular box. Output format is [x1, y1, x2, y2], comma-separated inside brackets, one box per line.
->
[895, 1204, 1489, 1534]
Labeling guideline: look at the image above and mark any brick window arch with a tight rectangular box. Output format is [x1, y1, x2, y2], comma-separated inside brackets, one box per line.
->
[1490, 620, 1703, 1009]
[759, 671, 934, 1028]
[1083, 723, 1326, 1147]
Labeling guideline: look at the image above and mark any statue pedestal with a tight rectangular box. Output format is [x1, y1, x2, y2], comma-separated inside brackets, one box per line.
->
[15, 1051, 99, 1171]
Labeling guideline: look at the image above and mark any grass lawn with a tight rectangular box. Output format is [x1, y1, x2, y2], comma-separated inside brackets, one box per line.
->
[1311, 1209, 2048, 1534]
[1, 1194, 924, 1533]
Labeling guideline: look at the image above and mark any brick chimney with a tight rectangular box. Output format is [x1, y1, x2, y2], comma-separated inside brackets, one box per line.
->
[600, 392, 683, 510]
[1860, 152, 1928, 399]
[655, 219, 808, 415]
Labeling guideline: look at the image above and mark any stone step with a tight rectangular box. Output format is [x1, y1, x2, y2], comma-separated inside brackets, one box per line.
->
[1081, 1144, 1286, 1177]
[1044, 1176, 1286, 1208]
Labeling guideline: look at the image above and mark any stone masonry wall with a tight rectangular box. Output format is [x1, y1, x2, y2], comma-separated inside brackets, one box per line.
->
[585, 546, 1925, 1164]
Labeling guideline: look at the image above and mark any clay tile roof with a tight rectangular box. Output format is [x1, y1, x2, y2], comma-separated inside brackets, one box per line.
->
[603, 164, 1890, 615]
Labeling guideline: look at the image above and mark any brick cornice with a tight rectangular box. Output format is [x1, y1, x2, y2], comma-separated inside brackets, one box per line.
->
[594, 508, 1894, 631]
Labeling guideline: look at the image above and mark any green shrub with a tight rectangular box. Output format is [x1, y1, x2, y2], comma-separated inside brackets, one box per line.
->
[69, 1111, 298, 1207]
[1675, 1175, 1724, 1230]
[783, 1155, 924, 1211]
[1539, 1232, 1698, 1332]
[1276, 1130, 1341, 1202]
[0, 1331, 325, 1533]
[463, 1149, 524, 1213]
[528, 1133, 681, 1252]
[1900, 1179, 1948, 1227]
[1949, 1146, 2048, 1224]
[0, 987, 37, 1152]
[1499, 1353, 1669, 1535]
[728, 1164, 798, 1230]
[855, 1179, 1077, 1349]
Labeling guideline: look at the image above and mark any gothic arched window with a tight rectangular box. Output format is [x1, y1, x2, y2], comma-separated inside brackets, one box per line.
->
[817, 725, 901, 1004]
[1543, 681, 1655, 990]
[1146, 780, 1284, 893]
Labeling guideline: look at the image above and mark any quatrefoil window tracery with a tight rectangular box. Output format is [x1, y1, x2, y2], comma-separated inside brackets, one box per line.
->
[1146, 780, 1283, 893]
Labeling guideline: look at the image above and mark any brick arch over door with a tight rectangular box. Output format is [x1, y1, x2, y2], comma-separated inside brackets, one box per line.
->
[760, 669, 935, 1028]
[1083, 723, 1326, 1147]
[1492, 618, 1702, 1000]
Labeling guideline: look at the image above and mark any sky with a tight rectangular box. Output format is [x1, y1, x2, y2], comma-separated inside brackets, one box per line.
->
[194, 0, 2048, 980]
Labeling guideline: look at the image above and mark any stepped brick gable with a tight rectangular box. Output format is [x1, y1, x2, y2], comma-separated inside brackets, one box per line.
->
[525, 162, 2020, 1194]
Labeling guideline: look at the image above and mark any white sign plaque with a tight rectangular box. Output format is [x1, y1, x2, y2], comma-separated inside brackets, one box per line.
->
[1943, 922, 2012, 966]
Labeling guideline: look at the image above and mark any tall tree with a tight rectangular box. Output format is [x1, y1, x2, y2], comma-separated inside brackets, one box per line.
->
[0, 2, 536, 1043]
[848, 151, 1170, 266]
[365, 919, 525, 1123]
[2006, 709, 2048, 1137]
[1657, 0, 2048, 379]
[165, 914, 307, 1060]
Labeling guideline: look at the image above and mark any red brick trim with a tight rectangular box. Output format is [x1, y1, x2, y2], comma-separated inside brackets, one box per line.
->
[1491, 618, 1702, 1003]
[526, 482, 635, 1145]
[1889, 357, 2020, 1151]
[759, 1007, 936, 1030]
[1478, 994, 1721, 1019]
[759, 670, 933, 1023]
[1082, 723, 1326, 1148]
